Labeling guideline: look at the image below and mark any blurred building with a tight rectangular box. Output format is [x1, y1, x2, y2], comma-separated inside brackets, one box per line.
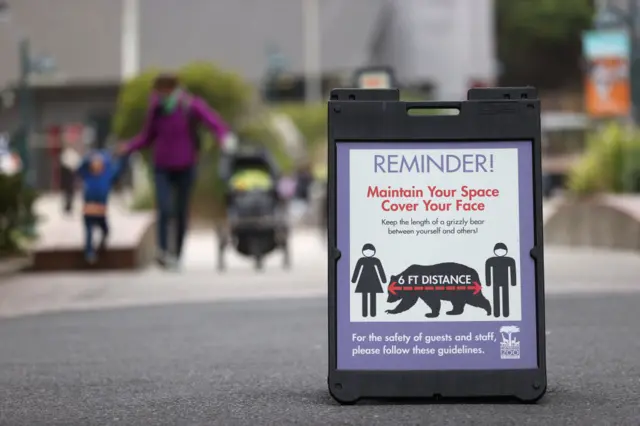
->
[0, 0, 495, 188]
[0, 0, 496, 119]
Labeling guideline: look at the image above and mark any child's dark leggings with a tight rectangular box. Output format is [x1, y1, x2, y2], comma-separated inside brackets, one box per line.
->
[84, 215, 109, 256]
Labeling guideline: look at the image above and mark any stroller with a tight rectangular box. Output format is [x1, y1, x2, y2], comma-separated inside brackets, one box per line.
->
[216, 147, 290, 271]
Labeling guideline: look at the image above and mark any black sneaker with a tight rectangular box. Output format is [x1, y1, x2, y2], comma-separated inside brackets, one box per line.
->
[165, 255, 181, 272]
[98, 236, 108, 252]
[155, 251, 168, 268]
[85, 252, 97, 265]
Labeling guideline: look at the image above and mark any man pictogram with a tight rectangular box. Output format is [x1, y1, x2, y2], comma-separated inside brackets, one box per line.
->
[485, 242, 517, 318]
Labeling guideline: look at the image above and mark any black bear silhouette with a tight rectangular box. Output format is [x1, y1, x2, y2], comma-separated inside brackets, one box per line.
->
[385, 263, 492, 318]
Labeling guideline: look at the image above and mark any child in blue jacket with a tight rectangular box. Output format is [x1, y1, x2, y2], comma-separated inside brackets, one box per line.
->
[76, 149, 129, 264]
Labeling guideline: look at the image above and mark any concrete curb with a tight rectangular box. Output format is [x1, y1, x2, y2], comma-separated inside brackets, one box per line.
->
[0, 256, 32, 278]
[544, 195, 640, 251]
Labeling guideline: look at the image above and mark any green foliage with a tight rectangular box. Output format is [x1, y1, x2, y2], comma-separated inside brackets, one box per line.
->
[112, 69, 160, 139]
[0, 173, 38, 256]
[130, 161, 155, 211]
[193, 136, 225, 216]
[400, 91, 430, 101]
[567, 122, 640, 196]
[177, 62, 253, 128]
[131, 184, 154, 211]
[190, 122, 288, 219]
[237, 116, 292, 173]
[190, 119, 290, 216]
[497, 0, 594, 88]
[271, 102, 327, 147]
[273, 96, 445, 179]
[272, 94, 437, 148]
[498, 0, 593, 45]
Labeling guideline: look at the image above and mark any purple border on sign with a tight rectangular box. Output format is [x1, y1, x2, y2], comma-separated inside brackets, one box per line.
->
[336, 142, 537, 370]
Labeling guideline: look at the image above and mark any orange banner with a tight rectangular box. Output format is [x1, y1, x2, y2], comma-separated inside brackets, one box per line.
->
[585, 57, 630, 117]
[358, 71, 391, 89]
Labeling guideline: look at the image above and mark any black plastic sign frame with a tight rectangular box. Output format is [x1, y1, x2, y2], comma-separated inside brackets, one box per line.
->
[327, 87, 546, 404]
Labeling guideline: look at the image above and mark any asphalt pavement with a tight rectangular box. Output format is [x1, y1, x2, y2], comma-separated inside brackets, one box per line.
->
[1, 294, 639, 425]
[0, 228, 640, 425]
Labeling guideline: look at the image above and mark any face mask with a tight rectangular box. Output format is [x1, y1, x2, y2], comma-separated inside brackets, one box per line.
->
[161, 88, 182, 114]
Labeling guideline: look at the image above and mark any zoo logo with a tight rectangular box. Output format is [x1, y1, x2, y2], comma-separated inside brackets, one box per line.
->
[499, 325, 520, 360]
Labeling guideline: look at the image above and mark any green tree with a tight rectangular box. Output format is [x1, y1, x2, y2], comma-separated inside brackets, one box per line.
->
[497, 0, 594, 89]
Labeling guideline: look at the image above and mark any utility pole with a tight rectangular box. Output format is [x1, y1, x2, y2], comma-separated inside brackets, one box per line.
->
[0, 1, 35, 187]
[0, 1, 58, 234]
[0, 1, 54, 189]
[121, 0, 140, 80]
[121, 0, 144, 209]
[17, 37, 35, 187]
[628, 0, 640, 125]
[303, 0, 322, 103]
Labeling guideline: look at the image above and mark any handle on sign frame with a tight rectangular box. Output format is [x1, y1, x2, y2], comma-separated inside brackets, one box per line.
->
[403, 101, 463, 111]
[403, 101, 462, 117]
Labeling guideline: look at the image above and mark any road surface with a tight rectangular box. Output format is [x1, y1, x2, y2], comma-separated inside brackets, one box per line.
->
[1, 229, 640, 425]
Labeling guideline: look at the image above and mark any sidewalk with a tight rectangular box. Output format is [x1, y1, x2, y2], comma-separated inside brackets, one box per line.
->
[0, 257, 31, 277]
[543, 197, 560, 222]
[29, 192, 155, 270]
[1, 219, 638, 319]
[32, 192, 149, 250]
[12, 194, 560, 274]
[0, 228, 327, 318]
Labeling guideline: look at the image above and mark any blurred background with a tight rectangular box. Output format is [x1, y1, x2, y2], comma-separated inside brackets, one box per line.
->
[2, 0, 628, 230]
[3, 1, 640, 423]
[2, 0, 639, 259]
[0, 0, 602, 230]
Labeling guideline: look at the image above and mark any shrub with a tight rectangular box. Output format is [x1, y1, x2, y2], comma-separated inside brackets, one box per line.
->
[237, 115, 292, 173]
[0, 173, 38, 256]
[189, 119, 289, 219]
[111, 69, 160, 139]
[567, 122, 640, 195]
[116, 62, 292, 217]
[271, 102, 327, 149]
[129, 157, 155, 211]
[272, 93, 445, 157]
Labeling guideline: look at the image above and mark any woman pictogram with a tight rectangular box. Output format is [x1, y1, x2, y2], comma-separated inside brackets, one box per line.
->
[351, 243, 387, 318]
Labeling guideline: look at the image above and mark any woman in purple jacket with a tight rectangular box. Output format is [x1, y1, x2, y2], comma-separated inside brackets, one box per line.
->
[120, 73, 237, 269]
